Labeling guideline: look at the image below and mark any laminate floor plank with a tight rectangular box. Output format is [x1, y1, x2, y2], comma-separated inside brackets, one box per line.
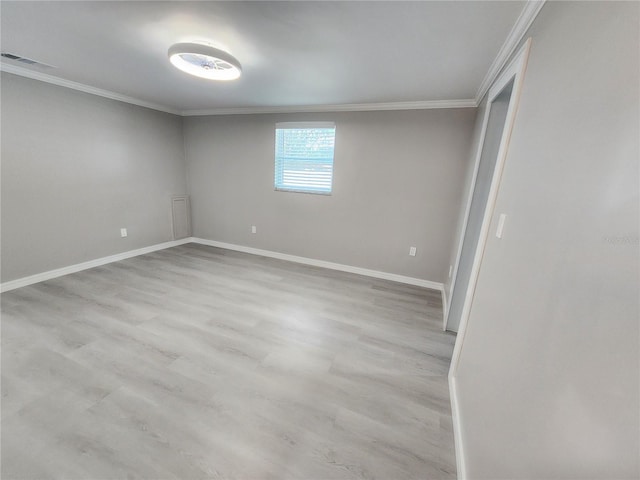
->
[1, 243, 457, 479]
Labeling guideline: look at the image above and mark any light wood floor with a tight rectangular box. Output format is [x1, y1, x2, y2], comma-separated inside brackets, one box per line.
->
[1, 243, 457, 479]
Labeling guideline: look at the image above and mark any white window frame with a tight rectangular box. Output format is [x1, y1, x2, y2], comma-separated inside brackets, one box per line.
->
[274, 121, 336, 195]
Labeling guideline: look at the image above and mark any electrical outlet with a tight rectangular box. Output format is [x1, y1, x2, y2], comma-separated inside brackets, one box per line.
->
[251, 225, 257, 234]
[409, 246, 417, 256]
[120, 228, 128, 238]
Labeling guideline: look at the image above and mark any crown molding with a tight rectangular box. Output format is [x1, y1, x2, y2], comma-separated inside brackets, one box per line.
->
[0, 63, 475, 116]
[475, 0, 545, 103]
[0, 2, 545, 118]
[180, 99, 477, 116]
[0, 62, 181, 115]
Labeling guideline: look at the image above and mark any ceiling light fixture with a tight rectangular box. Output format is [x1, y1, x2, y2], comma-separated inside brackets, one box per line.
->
[168, 43, 241, 81]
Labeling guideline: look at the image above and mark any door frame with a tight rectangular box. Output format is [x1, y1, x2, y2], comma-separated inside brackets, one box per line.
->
[448, 38, 531, 479]
[444, 39, 532, 333]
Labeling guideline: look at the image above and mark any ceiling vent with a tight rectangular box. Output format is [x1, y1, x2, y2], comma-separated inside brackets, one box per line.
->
[1, 52, 55, 68]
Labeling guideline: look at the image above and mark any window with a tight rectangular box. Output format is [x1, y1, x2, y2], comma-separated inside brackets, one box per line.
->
[274, 122, 336, 195]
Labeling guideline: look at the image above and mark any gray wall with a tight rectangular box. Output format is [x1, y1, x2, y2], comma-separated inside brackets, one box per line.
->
[1, 74, 475, 286]
[454, 2, 639, 478]
[1, 73, 187, 282]
[183, 109, 475, 282]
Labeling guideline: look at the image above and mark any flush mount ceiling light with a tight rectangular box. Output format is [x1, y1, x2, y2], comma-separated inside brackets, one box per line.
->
[168, 43, 241, 81]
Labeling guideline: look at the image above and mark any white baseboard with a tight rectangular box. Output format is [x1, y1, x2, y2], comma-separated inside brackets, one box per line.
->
[0, 238, 193, 293]
[441, 288, 448, 330]
[191, 237, 443, 291]
[1, 237, 444, 294]
[449, 376, 467, 479]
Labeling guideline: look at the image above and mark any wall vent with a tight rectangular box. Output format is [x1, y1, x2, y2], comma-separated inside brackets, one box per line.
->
[171, 196, 191, 240]
[1, 52, 55, 68]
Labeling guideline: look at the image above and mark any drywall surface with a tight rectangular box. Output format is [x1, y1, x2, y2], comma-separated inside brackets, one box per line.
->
[1, 73, 187, 282]
[454, 2, 639, 478]
[183, 109, 475, 282]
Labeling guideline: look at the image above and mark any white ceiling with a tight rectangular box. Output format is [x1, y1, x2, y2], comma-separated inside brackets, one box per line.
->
[0, 1, 528, 114]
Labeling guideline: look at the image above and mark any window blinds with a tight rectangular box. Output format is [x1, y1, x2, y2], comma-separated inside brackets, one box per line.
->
[275, 122, 336, 194]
